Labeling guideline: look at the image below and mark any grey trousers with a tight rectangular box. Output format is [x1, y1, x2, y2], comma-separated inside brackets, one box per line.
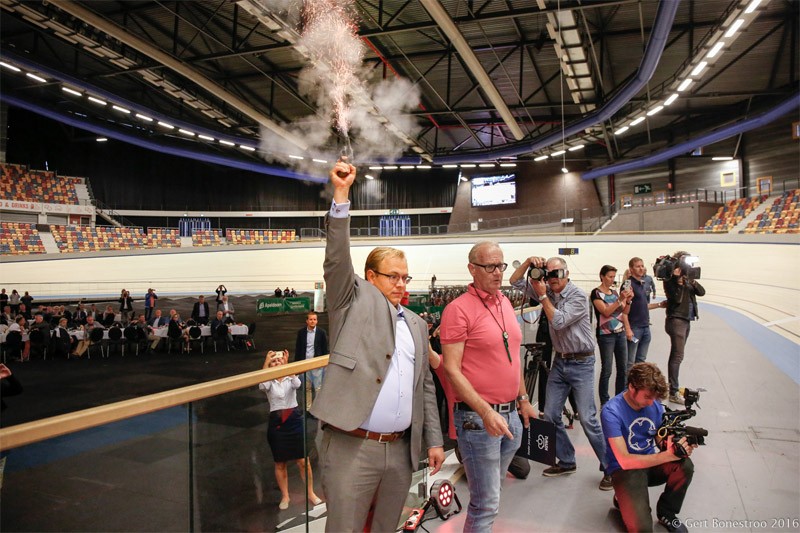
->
[318, 427, 413, 532]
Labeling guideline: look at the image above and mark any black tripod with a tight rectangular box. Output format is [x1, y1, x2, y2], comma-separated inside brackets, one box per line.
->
[522, 342, 575, 428]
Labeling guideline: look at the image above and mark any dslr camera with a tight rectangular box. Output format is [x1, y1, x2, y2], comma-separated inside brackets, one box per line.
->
[657, 388, 708, 457]
[653, 253, 701, 281]
[527, 265, 567, 282]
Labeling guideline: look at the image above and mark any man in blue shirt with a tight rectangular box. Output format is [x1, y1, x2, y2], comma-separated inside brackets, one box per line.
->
[601, 362, 696, 532]
[623, 257, 663, 368]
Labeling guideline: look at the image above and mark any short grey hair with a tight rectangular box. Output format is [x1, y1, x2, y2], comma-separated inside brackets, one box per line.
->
[547, 257, 567, 269]
[469, 241, 502, 263]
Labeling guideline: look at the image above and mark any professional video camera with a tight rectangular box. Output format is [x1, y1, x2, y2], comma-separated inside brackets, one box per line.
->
[653, 253, 701, 281]
[657, 387, 708, 457]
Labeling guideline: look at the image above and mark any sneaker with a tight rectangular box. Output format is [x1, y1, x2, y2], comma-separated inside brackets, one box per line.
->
[668, 393, 685, 405]
[659, 515, 689, 532]
[542, 464, 577, 477]
[599, 474, 614, 491]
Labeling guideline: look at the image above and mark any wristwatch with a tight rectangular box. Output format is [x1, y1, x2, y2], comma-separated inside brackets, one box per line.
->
[517, 394, 529, 402]
[538, 294, 548, 300]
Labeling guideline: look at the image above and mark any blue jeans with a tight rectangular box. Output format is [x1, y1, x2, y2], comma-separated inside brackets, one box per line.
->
[455, 408, 522, 532]
[544, 356, 607, 470]
[597, 332, 628, 405]
[626, 325, 652, 369]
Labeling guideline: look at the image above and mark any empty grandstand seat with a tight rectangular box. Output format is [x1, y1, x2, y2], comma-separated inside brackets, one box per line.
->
[0, 222, 46, 256]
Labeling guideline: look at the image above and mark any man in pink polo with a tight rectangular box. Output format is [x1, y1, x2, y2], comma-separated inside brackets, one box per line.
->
[441, 240, 536, 531]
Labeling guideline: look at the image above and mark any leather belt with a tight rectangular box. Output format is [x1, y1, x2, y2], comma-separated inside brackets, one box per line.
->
[454, 401, 515, 414]
[556, 351, 594, 360]
[322, 423, 406, 443]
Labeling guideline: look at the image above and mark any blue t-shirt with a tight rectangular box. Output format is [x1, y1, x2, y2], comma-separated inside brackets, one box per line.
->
[601, 392, 665, 475]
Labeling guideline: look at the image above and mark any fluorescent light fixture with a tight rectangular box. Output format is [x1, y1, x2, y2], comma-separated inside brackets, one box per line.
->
[312, 158, 327, 163]
[61, 87, 82, 97]
[479, 163, 495, 168]
[647, 106, 664, 116]
[289, 155, 304, 160]
[707, 42, 725, 58]
[400, 165, 415, 169]
[0, 61, 21, 72]
[157, 121, 174, 129]
[240, 145, 256, 152]
[690, 62, 708, 77]
[677, 79, 693, 92]
[745, 0, 762, 13]
[568, 145, 585, 152]
[460, 164, 476, 168]
[561, 167, 569, 174]
[383, 166, 398, 170]
[198, 135, 214, 141]
[551, 150, 566, 156]
[664, 94, 679, 106]
[500, 163, 517, 167]
[365, 174, 375, 180]
[615, 126, 630, 135]
[712, 156, 733, 161]
[459, 176, 468, 182]
[219, 140, 235, 146]
[417, 165, 432, 169]
[724, 19, 745, 38]
[25, 72, 47, 83]
[135, 113, 153, 122]
[178, 129, 195, 136]
[630, 117, 646, 126]
[369, 166, 383, 170]
[443, 164, 459, 168]
[534, 155, 549, 161]
[88, 96, 107, 106]
[96, 137, 107, 142]
[112, 105, 130, 114]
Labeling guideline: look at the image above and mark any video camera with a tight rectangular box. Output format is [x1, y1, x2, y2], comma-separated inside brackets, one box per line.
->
[657, 388, 708, 457]
[653, 253, 701, 281]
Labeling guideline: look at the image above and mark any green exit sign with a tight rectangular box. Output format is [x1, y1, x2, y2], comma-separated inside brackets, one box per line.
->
[559, 247, 579, 256]
[634, 183, 652, 195]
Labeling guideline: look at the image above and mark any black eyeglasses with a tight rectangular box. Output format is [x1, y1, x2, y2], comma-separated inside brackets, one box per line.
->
[372, 270, 413, 285]
[471, 262, 508, 273]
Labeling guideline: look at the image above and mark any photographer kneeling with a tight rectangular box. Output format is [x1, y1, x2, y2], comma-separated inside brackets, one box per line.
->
[601, 363, 696, 533]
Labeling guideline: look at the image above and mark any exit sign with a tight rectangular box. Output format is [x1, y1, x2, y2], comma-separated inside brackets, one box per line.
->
[634, 183, 652, 195]
[559, 247, 579, 256]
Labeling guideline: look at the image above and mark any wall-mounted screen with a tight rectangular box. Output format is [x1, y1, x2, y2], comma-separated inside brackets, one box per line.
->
[471, 173, 516, 207]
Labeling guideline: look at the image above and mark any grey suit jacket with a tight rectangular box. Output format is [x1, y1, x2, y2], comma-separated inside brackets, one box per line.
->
[311, 214, 443, 463]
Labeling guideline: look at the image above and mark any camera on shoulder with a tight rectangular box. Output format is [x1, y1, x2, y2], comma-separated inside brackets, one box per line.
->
[653, 253, 701, 281]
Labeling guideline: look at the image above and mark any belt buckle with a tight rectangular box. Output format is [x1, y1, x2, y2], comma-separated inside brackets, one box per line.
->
[377, 432, 393, 443]
[498, 402, 512, 414]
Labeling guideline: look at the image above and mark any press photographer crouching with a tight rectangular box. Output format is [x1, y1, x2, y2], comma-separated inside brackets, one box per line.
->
[654, 252, 705, 405]
[601, 363, 697, 533]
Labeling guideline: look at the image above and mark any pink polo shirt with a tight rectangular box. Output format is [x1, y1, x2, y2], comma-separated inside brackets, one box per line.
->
[440, 284, 522, 404]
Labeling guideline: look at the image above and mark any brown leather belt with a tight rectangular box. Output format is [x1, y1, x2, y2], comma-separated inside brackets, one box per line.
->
[556, 351, 594, 360]
[323, 423, 406, 443]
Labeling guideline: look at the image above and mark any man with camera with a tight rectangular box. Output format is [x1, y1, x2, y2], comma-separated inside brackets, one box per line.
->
[657, 252, 705, 405]
[510, 257, 610, 489]
[601, 362, 696, 532]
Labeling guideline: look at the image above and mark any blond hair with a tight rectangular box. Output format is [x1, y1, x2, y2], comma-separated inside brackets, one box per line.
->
[364, 246, 406, 277]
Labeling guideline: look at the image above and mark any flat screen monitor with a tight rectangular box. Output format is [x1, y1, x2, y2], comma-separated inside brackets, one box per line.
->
[471, 173, 516, 207]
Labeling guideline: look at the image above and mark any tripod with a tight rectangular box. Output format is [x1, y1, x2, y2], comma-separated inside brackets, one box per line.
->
[522, 342, 575, 429]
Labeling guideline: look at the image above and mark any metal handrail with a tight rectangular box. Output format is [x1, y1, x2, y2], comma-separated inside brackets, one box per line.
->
[0, 356, 328, 451]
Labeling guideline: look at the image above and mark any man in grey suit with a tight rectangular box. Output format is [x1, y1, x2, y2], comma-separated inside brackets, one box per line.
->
[311, 160, 444, 532]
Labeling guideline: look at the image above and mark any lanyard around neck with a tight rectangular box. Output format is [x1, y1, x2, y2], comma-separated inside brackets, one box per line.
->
[473, 291, 511, 364]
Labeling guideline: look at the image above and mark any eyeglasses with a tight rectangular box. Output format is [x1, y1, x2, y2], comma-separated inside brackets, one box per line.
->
[471, 262, 508, 273]
[372, 270, 413, 285]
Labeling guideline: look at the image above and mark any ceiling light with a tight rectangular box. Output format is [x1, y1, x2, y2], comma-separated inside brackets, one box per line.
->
[744, 0, 762, 14]
[312, 158, 327, 163]
[724, 19, 745, 38]
[135, 113, 153, 122]
[500, 163, 517, 167]
[460, 164, 476, 168]
[561, 167, 569, 174]
[198, 135, 214, 141]
[630, 117, 646, 126]
[551, 150, 566, 156]
[614, 126, 630, 135]
[369, 166, 383, 170]
[178, 129, 195, 136]
[534, 155, 549, 161]
[365, 174, 375, 180]
[383, 165, 398, 170]
[88, 96, 107, 106]
[479, 163, 495, 168]
[0, 61, 21, 72]
[677, 79, 693, 92]
[706, 42, 725, 58]
[647, 106, 664, 116]
[61, 87, 82, 97]
[219, 140, 235, 146]
[112, 105, 130, 114]
[240, 145, 256, 152]
[25, 72, 47, 83]
[568, 145, 584, 152]
[690, 62, 708, 77]
[417, 165, 432, 169]
[664, 94, 679, 106]
[289, 155, 304, 160]
[443, 164, 459, 168]
[400, 165, 415, 169]
[158, 121, 174, 129]
[96, 137, 107, 142]
[712, 156, 734, 161]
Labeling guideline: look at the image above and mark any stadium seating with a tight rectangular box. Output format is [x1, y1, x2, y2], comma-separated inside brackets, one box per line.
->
[0, 222, 46, 255]
[225, 228, 296, 245]
[192, 229, 223, 247]
[701, 196, 766, 233]
[0, 163, 80, 205]
[742, 189, 800, 234]
[147, 228, 181, 248]
[50, 225, 148, 253]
